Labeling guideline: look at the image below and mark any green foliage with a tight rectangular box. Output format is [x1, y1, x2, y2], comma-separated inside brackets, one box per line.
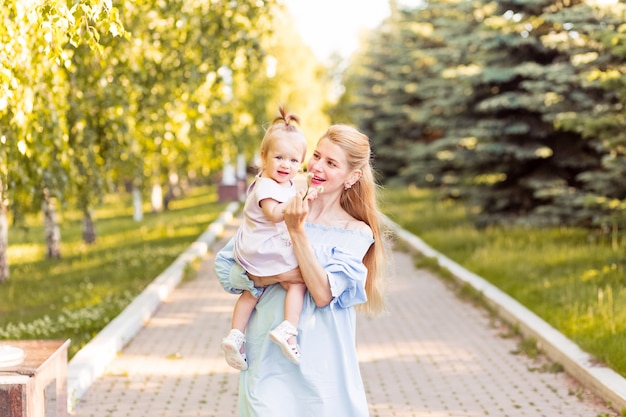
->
[0, 0, 333, 283]
[335, 0, 626, 236]
[382, 186, 626, 377]
[0, 0, 126, 210]
[104, 0, 281, 189]
[0, 186, 226, 357]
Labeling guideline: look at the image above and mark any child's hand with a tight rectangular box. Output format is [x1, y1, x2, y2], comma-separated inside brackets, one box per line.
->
[304, 186, 323, 201]
[301, 172, 323, 201]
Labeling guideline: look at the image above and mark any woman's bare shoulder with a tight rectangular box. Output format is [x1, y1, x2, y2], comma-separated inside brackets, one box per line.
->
[315, 208, 373, 238]
[347, 219, 373, 238]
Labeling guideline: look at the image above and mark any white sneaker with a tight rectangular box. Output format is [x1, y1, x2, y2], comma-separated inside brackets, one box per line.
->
[221, 329, 248, 371]
[269, 320, 301, 365]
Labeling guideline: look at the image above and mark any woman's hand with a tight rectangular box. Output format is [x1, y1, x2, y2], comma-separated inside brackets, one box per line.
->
[282, 190, 333, 307]
[248, 267, 304, 287]
[283, 190, 309, 232]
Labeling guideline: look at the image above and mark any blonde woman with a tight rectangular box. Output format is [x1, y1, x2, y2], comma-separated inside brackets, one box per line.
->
[215, 122, 386, 417]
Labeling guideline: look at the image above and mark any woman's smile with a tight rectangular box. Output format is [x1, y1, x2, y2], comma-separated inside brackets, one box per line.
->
[310, 175, 325, 185]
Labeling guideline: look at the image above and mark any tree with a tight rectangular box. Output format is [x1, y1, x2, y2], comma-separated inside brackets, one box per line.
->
[450, 0, 611, 227]
[547, 1, 626, 245]
[116, 0, 279, 212]
[1, 0, 331, 284]
[340, 7, 420, 180]
[65, 41, 132, 243]
[0, 0, 125, 281]
[338, 0, 626, 235]
[339, 0, 481, 183]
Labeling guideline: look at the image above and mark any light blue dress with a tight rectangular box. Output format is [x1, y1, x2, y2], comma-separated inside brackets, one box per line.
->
[215, 222, 374, 417]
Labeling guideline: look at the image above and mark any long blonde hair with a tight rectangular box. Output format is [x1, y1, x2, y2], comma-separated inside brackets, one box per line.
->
[319, 125, 386, 316]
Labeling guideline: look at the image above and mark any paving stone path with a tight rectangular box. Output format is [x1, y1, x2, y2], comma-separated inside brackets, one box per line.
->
[72, 220, 618, 417]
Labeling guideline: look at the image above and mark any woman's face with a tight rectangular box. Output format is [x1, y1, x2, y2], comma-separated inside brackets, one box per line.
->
[307, 138, 351, 193]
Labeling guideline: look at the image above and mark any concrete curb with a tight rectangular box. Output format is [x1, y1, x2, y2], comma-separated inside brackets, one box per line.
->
[66, 201, 240, 410]
[385, 217, 626, 413]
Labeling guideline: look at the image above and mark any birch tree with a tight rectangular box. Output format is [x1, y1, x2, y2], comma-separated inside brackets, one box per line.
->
[0, 0, 125, 281]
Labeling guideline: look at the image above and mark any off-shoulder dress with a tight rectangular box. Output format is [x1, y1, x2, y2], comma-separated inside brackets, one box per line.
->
[215, 222, 374, 417]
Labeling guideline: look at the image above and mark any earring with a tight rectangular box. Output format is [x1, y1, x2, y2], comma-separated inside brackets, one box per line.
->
[344, 183, 352, 190]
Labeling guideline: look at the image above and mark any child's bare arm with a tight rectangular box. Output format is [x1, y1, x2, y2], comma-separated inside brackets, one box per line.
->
[260, 188, 320, 223]
[260, 198, 287, 223]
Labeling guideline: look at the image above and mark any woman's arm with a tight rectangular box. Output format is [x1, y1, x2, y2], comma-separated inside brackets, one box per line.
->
[283, 191, 333, 307]
[247, 267, 304, 287]
[216, 237, 304, 298]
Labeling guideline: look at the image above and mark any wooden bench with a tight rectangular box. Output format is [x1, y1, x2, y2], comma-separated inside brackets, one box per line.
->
[0, 339, 70, 417]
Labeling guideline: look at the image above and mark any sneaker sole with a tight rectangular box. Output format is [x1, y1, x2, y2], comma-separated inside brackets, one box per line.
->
[221, 341, 248, 371]
[269, 331, 301, 365]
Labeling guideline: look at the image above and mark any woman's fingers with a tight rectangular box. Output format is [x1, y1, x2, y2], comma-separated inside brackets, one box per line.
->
[281, 267, 304, 284]
[286, 191, 304, 213]
[284, 190, 308, 229]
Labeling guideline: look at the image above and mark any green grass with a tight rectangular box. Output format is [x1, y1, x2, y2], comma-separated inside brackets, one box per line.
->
[3, 183, 624, 379]
[381, 185, 626, 377]
[0, 185, 229, 358]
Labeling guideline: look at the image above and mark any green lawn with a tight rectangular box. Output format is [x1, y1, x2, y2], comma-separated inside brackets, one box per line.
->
[0, 185, 229, 357]
[2, 184, 624, 379]
[381, 186, 626, 378]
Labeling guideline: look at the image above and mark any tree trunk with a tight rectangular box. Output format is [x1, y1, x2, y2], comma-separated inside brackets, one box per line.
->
[163, 172, 180, 210]
[82, 208, 96, 244]
[151, 183, 163, 214]
[43, 190, 62, 259]
[0, 199, 9, 283]
[132, 186, 143, 222]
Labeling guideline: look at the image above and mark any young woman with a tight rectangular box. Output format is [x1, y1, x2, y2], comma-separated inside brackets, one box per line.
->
[215, 121, 386, 417]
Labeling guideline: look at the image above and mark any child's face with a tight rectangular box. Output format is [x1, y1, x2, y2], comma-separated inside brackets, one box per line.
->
[261, 133, 305, 184]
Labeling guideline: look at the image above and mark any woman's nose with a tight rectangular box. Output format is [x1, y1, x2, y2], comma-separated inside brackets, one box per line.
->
[308, 160, 319, 172]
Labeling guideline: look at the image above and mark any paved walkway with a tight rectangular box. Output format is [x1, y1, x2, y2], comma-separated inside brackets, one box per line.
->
[71, 219, 619, 417]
